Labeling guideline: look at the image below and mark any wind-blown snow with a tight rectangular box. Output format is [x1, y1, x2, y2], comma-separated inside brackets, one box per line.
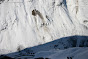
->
[0, 0, 88, 53]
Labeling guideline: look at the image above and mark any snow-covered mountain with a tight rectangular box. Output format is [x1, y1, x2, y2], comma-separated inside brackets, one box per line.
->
[0, 0, 88, 56]
[0, 35, 88, 59]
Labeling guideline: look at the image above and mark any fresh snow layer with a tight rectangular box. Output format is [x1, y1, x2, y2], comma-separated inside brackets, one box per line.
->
[34, 47, 88, 59]
[0, 0, 88, 53]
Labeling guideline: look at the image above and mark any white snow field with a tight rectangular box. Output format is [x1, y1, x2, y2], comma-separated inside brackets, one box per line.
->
[0, 0, 88, 58]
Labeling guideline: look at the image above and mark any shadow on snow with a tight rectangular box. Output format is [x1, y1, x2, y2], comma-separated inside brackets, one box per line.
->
[0, 35, 88, 59]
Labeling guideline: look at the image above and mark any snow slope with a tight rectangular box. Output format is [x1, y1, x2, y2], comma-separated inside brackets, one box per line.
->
[34, 47, 88, 59]
[0, 0, 88, 54]
[0, 35, 87, 59]
[0, 47, 88, 59]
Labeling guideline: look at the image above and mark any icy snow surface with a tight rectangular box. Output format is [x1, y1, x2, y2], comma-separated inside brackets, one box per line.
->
[0, 0, 88, 54]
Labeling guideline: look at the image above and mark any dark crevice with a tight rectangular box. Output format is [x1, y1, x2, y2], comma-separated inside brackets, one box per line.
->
[0, 23, 8, 32]
[83, 20, 88, 23]
[0, 0, 5, 4]
[32, 9, 44, 20]
[46, 15, 50, 22]
[0, 0, 4, 1]
[32, 10, 37, 16]
[63, 0, 67, 8]
[83, 25, 88, 29]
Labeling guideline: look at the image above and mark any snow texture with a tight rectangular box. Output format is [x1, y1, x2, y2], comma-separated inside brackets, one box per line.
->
[34, 47, 88, 59]
[0, 0, 88, 54]
[0, 35, 88, 59]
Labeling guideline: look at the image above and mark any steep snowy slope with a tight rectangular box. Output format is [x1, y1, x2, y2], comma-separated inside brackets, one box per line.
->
[0, 0, 88, 53]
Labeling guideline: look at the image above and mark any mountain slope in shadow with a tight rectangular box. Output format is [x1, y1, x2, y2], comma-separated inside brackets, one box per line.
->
[0, 35, 88, 58]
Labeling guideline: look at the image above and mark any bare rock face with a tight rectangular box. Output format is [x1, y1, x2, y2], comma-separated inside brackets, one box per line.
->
[0, 0, 88, 54]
